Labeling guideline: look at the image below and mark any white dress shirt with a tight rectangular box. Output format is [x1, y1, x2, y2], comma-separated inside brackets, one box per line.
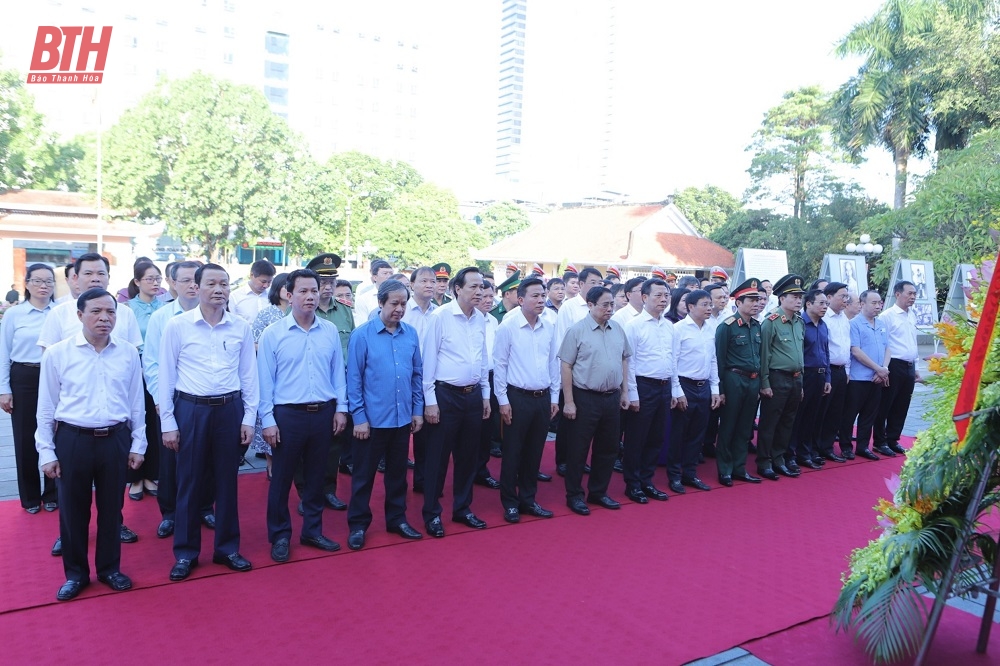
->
[555, 293, 589, 347]
[231, 285, 269, 323]
[611, 303, 642, 326]
[35, 333, 147, 467]
[37, 298, 142, 349]
[671, 315, 720, 398]
[824, 308, 852, 370]
[878, 304, 919, 362]
[158, 306, 260, 431]
[706, 310, 726, 335]
[142, 300, 187, 406]
[484, 310, 498, 372]
[624, 309, 676, 402]
[402, 297, 438, 353]
[493, 308, 560, 405]
[422, 300, 489, 406]
[0, 300, 52, 393]
[354, 288, 379, 323]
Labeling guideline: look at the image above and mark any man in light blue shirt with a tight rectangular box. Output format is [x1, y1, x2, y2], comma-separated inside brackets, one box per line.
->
[345, 279, 425, 550]
[840, 290, 891, 461]
[257, 269, 348, 563]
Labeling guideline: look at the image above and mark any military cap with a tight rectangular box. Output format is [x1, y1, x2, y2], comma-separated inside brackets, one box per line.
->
[564, 262, 579, 275]
[306, 253, 341, 277]
[530, 262, 545, 276]
[773, 273, 806, 297]
[432, 262, 452, 280]
[497, 270, 522, 294]
[665, 272, 678, 280]
[505, 261, 519, 274]
[710, 266, 730, 282]
[731, 277, 762, 300]
[606, 265, 622, 280]
[651, 266, 667, 280]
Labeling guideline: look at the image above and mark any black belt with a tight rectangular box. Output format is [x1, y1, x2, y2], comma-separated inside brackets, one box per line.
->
[805, 367, 827, 374]
[831, 364, 846, 370]
[176, 390, 241, 406]
[890, 359, 915, 366]
[636, 376, 670, 385]
[509, 386, 548, 398]
[728, 368, 759, 379]
[278, 399, 336, 413]
[436, 381, 478, 394]
[771, 369, 802, 378]
[574, 386, 620, 396]
[11, 361, 41, 369]
[679, 377, 707, 387]
[58, 421, 127, 437]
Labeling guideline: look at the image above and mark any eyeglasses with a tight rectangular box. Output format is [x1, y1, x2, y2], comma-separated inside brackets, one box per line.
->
[141, 276, 162, 283]
[175, 278, 196, 285]
[28, 279, 55, 287]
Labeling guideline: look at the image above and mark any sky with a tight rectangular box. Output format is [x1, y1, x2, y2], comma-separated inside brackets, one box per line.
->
[2, 0, 927, 210]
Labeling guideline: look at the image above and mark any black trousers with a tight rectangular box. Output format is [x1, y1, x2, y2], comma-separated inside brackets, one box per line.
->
[756, 371, 802, 471]
[128, 380, 160, 483]
[563, 388, 619, 502]
[703, 411, 720, 455]
[554, 389, 568, 466]
[842, 380, 882, 453]
[669, 378, 711, 482]
[422, 386, 482, 523]
[157, 442, 214, 522]
[623, 378, 671, 491]
[817, 365, 848, 456]
[268, 404, 334, 543]
[411, 426, 429, 488]
[173, 395, 242, 561]
[477, 370, 499, 480]
[55, 423, 129, 582]
[499, 389, 550, 510]
[790, 369, 829, 461]
[348, 425, 411, 531]
[294, 413, 348, 496]
[10, 363, 56, 507]
[874, 359, 916, 448]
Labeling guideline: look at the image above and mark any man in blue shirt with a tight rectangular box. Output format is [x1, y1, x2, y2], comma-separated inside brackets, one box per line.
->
[841, 290, 891, 460]
[257, 269, 348, 563]
[345, 280, 425, 550]
[789, 289, 832, 469]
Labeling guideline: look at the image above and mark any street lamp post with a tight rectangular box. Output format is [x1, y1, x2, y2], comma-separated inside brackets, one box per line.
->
[845, 233, 884, 284]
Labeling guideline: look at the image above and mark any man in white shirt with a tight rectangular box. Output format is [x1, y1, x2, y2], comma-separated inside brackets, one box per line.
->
[55, 263, 81, 304]
[475, 279, 501, 487]
[610, 277, 645, 325]
[420, 267, 491, 537]
[873, 280, 920, 456]
[818, 282, 851, 463]
[230, 259, 275, 324]
[404, 266, 438, 492]
[354, 259, 394, 322]
[36, 288, 147, 601]
[701, 283, 730, 459]
[623, 278, 674, 503]
[493, 277, 560, 523]
[669, 289, 721, 494]
[160, 264, 259, 581]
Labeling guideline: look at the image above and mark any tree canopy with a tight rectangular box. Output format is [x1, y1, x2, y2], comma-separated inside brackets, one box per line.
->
[672, 185, 742, 237]
[478, 201, 532, 245]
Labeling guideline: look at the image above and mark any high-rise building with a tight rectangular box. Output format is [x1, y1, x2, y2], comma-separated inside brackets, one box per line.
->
[495, 0, 526, 182]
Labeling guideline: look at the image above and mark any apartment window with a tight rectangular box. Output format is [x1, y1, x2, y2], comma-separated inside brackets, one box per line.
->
[224, 0, 236, 11]
[264, 60, 289, 81]
[265, 31, 289, 54]
[264, 86, 288, 106]
[372, 78, 379, 89]
[129, 36, 138, 48]
[195, 26, 207, 34]
[224, 26, 236, 39]
[223, 52, 234, 64]
[125, 14, 137, 21]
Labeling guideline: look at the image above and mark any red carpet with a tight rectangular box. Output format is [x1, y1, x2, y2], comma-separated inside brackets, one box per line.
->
[3, 436, 983, 665]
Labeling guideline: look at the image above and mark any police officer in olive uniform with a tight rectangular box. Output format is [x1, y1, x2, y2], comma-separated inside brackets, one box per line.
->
[431, 263, 452, 307]
[756, 274, 806, 481]
[490, 271, 521, 323]
[298, 253, 355, 509]
[714, 278, 764, 487]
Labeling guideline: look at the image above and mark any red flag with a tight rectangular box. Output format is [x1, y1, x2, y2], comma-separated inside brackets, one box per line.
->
[954, 253, 1000, 444]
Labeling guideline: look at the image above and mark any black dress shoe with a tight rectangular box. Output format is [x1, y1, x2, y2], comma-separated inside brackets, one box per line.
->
[202, 514, 216, 530]
[490, 446, 503, 458]
[841, 449, 856, 460]
[347, 530, 366, 551]
[718, 475, 733, 487]
[452, 512, 488, 529]
[51, 537, 62, 556]
[339, 463, 354, 475]
[300, 535, 341, 552]
[613, 458, 624, 473]
[568, 499, 590, 516]
[271, 538, 290, 562]
[169, 558, 197, 581]
[759, 469, 780, 481]
[389, 522, 423, 539]
[823, 452, 847, 463]
[504, 508, 520, 523]
[537, 471, 552, 482]
[642, 485, 669, 501]
[425, 517, 445, 538]
[556, 463, 567, 477]
[56, 579, 88, 601]
[774, 464, 800, 478]
[625, 488, 649, 503]
[377, 458, 386, 473]
[669, 480, 686, 494]
[474, 476, 501, 490]
[786, 461, 801, 473]
[97, 571, 132, 591]
[888, 443, 907, 455]
[325, 493, 347, 510]
[43, 500, 58, 511]
[681, 477, 711, 491]
[297, 501, 305, 516]
[734, 472, 763, 484]
[407, 458, 415, 469]
[26, 505, 40, 514]
[586, 494, 621, 510]
[213, 552, 253, 571]
[583, 464, 592, 474]
[520, 502, 554, 518]
[799, 458, 822, 470]
[874, 445, 897, 457]
[157, 519, 175, 538]
[857, 449, 880, 460]
[120, 525, 138, 543]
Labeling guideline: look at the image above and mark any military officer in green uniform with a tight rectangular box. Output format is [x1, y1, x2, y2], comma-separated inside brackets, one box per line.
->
[301, 253, 354, 506]
[756, 274, 806, 481]
[714, 278, 765, 487]
[490, 270, 521, 323]
[431, 263, 452, 307]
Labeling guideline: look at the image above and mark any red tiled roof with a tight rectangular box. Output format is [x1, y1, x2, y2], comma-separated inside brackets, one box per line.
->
[0, 190, 97, 208]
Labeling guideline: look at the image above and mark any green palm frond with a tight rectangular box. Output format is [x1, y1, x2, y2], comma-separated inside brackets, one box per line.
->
[854, 574, 928, 663]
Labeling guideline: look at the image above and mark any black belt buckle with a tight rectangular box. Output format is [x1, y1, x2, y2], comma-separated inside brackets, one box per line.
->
[93, 427, 110, 437]
[306, 403, 320, 413]
[530, 389, 545, 398]
[461, 385, 476, 394]
[814, 367, 826, 374]
[207, 395, 225, 406]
